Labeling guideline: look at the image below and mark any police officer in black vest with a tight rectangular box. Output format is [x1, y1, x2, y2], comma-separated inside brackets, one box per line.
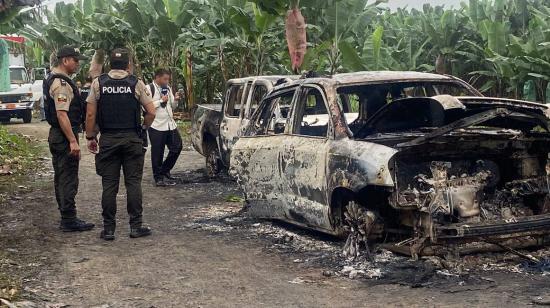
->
[85, 48, 156, 241]
[80, 76, 92, 101]
[44, 46, 95, 232]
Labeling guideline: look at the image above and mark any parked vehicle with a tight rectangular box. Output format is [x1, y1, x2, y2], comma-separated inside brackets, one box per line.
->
[230, 71, 550, 258]
[0, 49, 46, 123]
[191, 75, 296, 176]
[0, 66, 37, 123]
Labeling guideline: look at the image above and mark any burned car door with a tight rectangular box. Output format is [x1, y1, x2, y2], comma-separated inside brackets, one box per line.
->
[239, 79, 270, 132]
[277, 84, 333, 231]
[231, 87, 298, 219]
[220, 81, 251, 159]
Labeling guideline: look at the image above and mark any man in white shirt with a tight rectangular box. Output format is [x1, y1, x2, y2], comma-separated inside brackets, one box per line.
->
[148, 69, 183, 187]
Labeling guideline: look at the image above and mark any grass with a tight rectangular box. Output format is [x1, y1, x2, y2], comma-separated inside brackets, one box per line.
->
[0, 125, 44, 203]
[0, 125, 41, 175]
[225, 194, 244, 203]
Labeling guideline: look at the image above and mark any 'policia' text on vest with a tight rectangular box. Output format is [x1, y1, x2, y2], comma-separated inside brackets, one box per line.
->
[101, 86, 132, 94]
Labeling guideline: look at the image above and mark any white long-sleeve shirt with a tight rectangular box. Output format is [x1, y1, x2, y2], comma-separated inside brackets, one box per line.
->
[150, 82, 178, 131]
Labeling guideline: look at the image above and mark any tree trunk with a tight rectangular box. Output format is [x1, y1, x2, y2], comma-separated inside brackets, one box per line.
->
[128, 45, 142, 78]
[49, 51, 58, 69]
[88, 49, 105, 79]
[185, 48, 194, 111]
[218, 46, 228, 83]
[435, 54, 447, 74]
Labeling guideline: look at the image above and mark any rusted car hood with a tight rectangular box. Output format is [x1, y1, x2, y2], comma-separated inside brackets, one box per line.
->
[359, 95, 549, 145]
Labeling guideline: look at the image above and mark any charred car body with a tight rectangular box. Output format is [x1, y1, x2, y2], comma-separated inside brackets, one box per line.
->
[230, 71, 550, 258]
[192, 76, 296, 176]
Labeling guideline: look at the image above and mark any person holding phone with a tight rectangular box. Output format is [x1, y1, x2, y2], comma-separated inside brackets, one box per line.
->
[148, 68, 183, 187]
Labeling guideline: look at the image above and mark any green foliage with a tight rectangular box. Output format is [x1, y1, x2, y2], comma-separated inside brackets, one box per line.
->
[0, 126, 40, 176]
[225, 194, 245, 202]
[6, 0, 550, 106]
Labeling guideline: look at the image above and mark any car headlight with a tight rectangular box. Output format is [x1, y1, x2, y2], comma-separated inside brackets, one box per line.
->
[21, 93, 33, 101]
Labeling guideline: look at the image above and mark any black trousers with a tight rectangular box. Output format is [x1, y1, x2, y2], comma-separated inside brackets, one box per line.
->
[95, 132, 145, 230]
[148, 128, 183, 181]
[48, 127, 79, 222]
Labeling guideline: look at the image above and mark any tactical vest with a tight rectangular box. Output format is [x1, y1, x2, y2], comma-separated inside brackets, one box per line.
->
[43, 74, 83, 128]
[80, 86, 91, 102]
[97, 74, 140, 133]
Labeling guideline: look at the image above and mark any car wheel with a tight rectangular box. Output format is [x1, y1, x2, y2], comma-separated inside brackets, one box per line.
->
[205, 141, 221, 178]
[22, 110, 32, 123]
[342, 201, 378, 260]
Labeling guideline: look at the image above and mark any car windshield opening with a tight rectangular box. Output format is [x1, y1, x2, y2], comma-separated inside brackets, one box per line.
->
[337, 81, 484, 137]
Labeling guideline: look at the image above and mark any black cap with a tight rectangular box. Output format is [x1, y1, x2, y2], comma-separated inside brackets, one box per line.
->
[110, 49, 130, 62]
[57, 45, 87, 60]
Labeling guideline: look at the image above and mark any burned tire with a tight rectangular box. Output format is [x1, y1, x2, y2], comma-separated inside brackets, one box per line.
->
[342, 201, 382, 260]
[205, 141, 221, 178]
[22, 110, 32, 123]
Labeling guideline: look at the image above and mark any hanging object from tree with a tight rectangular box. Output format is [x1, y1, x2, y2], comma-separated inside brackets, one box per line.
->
[285, 0, 306, 72]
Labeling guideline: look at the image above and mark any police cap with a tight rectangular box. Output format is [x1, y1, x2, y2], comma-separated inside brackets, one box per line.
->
[57, 45, 87, 60]
[110, 49, 130, 62]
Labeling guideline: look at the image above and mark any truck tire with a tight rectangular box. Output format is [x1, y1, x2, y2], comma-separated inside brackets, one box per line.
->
[205, 141, 221, 178]
[22, 110, 32, 123]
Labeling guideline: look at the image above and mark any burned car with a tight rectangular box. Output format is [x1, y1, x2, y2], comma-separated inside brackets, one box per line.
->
[192, 75, 296, 176]
[230, 71, 550, 258]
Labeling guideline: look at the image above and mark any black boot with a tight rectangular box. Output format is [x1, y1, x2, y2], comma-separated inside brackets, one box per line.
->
[130, 226, 152, 238]
[60, 219, 95, 232]
[100, 229, 115, 241]
[154, 176, 176, 187]
[164, 172, 180, 181]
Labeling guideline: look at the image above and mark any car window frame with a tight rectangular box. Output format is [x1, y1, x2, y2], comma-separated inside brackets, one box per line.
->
[244, 80, 270, 119]
[223, 83, 243, 118]
[289, 84, 332, 140]
[244, 86, 299, 137]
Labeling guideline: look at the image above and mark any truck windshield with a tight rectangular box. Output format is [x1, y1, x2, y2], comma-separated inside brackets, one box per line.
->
[10, 68, 27, 84]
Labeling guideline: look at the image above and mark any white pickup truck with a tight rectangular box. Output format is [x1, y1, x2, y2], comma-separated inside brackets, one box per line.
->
[191, 75, 297, 176]
[0, 66, 45, 123]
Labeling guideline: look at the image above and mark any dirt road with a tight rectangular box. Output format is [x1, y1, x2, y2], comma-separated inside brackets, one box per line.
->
[1, 120, 549, 307]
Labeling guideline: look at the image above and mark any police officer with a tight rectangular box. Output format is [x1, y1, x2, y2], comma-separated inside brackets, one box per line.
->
[44, 45, 95, 232]
[80, 76, 92, 101]
[79, 76, 93, 132]
[85, 48, 156, 241]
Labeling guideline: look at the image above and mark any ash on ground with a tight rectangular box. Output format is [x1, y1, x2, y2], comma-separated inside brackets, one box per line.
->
[175, 170, 550, 288]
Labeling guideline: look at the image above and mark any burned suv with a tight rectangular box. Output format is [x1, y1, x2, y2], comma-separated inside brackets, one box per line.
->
[230, 71, 550, 258]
